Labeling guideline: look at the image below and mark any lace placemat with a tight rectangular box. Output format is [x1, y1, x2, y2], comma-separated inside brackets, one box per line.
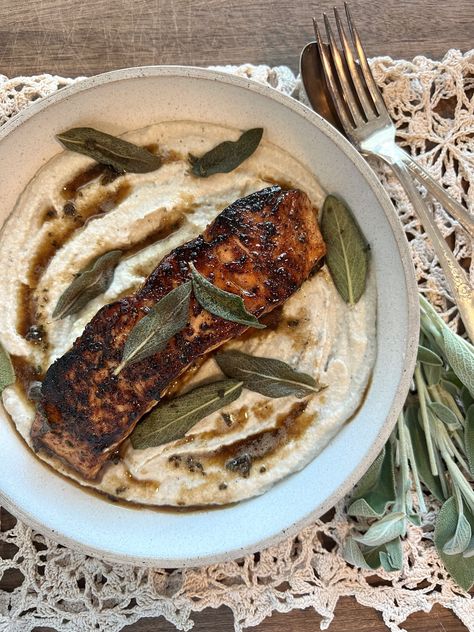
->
[0, 50, 473, 632]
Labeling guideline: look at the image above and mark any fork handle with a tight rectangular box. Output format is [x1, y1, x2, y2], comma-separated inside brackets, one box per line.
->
[387, 157, 474, 341]
[400, 149, 474, 239]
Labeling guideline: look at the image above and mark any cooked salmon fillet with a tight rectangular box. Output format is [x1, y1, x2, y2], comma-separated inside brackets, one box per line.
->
[31, 186, 326, 480]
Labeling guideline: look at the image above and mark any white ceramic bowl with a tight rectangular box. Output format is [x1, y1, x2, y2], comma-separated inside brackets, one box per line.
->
[0, 66, 419, 567]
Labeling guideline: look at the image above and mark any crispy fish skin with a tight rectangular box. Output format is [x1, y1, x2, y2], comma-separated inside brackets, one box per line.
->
[31, 186, 326, 480]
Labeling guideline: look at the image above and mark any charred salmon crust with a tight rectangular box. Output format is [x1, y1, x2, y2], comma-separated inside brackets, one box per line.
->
[31, 186, 326, 480]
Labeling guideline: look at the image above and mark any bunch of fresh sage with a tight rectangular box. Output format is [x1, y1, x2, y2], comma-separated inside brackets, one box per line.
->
[344, 294, 474, 591]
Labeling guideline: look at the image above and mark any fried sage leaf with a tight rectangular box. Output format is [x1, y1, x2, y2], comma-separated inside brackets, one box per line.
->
[0, 342, 15, 394]
[189, 128, 263, 177]
[215, 350, 322, 398]
[320, 194, 370, 305]
[130, 379, 243, 449]
[56, 127, 162, 173]
[53, 250, 122, 320]
[189, 263, 265, 329]
[115, 282, 192, 375]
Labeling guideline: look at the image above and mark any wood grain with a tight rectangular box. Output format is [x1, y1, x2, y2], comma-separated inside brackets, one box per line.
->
[0, 0, 473, 77]
[0, 0, 472, 630]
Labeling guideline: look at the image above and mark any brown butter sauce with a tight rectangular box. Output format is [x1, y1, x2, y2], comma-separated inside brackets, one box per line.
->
[16, 144, 183, 343]
[17, 181, 132, 342]
[10, 356, 43, 393]
[191, 401, 313, 468]
[105, 401, 314, 512]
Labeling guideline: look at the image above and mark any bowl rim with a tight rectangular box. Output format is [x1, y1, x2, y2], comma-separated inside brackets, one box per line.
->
[0, 65, 420, 566]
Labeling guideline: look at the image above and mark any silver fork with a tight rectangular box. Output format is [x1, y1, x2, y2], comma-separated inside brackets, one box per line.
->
[314, 5, 474, 340]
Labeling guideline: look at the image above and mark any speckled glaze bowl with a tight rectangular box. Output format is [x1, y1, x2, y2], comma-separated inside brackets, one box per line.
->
[0, 66, 419, 567]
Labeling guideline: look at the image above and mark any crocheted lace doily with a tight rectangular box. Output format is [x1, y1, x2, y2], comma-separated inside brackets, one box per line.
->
[0, 50, 473, 632]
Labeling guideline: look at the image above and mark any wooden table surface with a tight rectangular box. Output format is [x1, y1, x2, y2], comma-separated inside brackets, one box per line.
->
[0, 1, 472, 631]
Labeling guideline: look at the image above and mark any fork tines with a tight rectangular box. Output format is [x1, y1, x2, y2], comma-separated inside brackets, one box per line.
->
[313, 4, 387, 128]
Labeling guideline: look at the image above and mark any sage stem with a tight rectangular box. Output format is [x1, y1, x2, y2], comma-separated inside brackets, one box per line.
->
[415, 364, 438, 477]
[404, 421, 427, 513]
[443, 451, 474, 515]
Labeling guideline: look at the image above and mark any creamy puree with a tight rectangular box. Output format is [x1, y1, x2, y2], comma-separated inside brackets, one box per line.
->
[0, 121, 376, 506]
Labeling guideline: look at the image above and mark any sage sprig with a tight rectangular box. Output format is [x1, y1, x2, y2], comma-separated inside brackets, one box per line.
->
[189, 128, 263, 177]
[56, 127, 162, 173]
[190, 263, 265, 329]
[343, 295, 474, 591]
[320, 195, 369, 305]
[114, 282, 192, 375]
[216, 350, 322, 398]
[53, 250, 122, 320]
[0, 342, 15, 394]
[130, 379, 243, 449]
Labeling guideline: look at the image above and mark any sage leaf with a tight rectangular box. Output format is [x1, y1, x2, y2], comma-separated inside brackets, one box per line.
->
[190, 128, 263, 177]
[406, 407, 445, 502]
[461, 386, 474, 411]
[53, 250, 122, 319]
[443, 511, 472, 555]
[375, 538, 404, 572]
[435, 497, 474, 591]
[379, 553, 396, 572]
[417, 345, 443, 366]
[440, 378, 460, 398]
[442, 369, 463, 390]
[385, 537, 403, 570]
[350, 442, 396, 516]
[130, 379, 243, 449]
[345, 538, 402, 572]
[442, 327, 474, 397]
[56, 127, 162, 173]
[363, 546, 383, 570]
[428, 401, 461, 430]
[352, 447, 385, 499]
[0, 342, 15, 394]
[215, 350, 321, 399]
[407, 513, 422, 526]
[190, 263, 265, 329]
[347, 497, 384, 519]
[462, 537, 474, 559]
[342, 537, 373, 570]
[465, 405, 474, 477]
[115, 282, 192, 375]
[423, 363, 441, 386]
[320, 194, 369, 305]
[353, 512, 407, 547]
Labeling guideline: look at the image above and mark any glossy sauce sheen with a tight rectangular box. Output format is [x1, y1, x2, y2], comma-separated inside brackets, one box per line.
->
[17, 180, 132, 344]
[16, 143, 180, 348]
[31, 186, 326, 480]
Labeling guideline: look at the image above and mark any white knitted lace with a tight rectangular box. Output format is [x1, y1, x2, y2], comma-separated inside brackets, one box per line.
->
[0, 51, 473, 632]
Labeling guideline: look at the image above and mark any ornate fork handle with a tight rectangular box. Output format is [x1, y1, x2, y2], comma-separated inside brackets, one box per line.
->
[403, 153, 474, 239]
[382, 153, 474, 338]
